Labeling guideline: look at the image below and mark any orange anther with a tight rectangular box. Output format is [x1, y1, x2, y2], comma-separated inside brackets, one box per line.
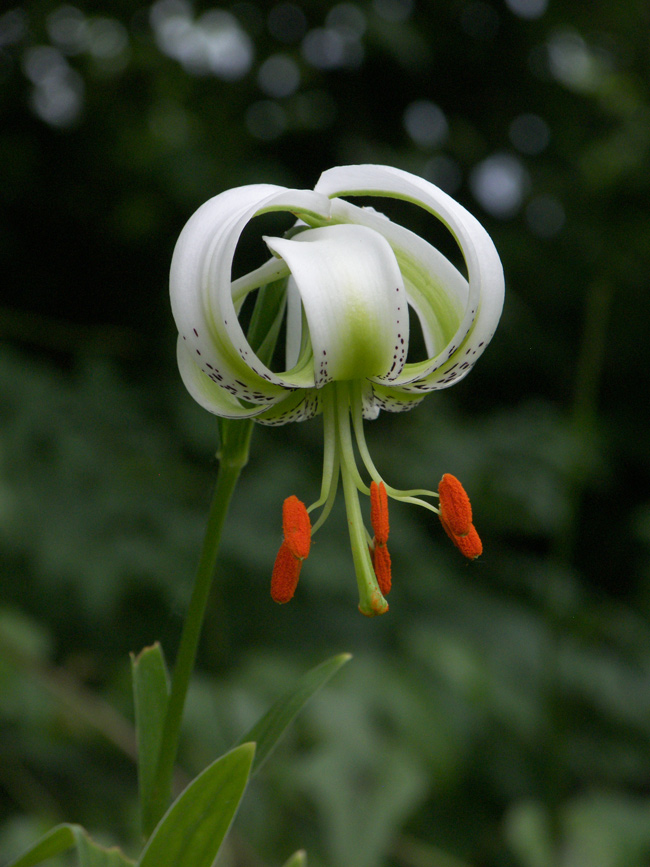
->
[452, 523, 483, 560]
[370, 540, 392, 596]
[439, 514, 483, 560]
[438, 473, 473, 537]
[271, 541, 303, 603]
[370, 481, 389, 546]
[282, 495, 311, 560]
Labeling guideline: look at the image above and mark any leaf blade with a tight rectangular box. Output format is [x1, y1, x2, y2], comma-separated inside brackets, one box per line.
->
[6, 824, 135, 867]
[137, 743, 255, 867]
[281, 851, 308, 867]
[131, 643, 170, 836]
[237, 652, 351, 776]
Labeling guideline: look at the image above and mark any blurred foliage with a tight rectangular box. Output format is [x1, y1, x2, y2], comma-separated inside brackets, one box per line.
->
[2, 1, 650, 866]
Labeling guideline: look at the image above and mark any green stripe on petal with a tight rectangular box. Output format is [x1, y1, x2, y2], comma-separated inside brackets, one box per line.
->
[324, 197, 470, 385]
[327, 198, 467, 352]
[264, 224, 408, 384]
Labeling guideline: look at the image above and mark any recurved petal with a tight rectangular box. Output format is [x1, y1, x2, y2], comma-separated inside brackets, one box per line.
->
[176, 336, 282, 419]
[315, 165, 504, 390]
[177, 336, 320, 423]
[326, 197, 467, 363]
[170, 183, 332, 403]
[363, 382, 426, 415]
[265, 223, 408, 384]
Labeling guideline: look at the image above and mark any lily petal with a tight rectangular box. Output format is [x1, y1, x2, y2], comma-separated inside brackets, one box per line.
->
[176, 335, 280, 418]
[177, 335, 320, 423]
[265, 224, 408, 384]
[324, 198, 468, 382]
[170, 184, 332, 403]
[314, 165, 505, 393]
[367, 381, 426, 415]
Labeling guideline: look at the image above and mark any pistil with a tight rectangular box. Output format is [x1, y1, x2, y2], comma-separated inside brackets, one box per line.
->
[334, 382, 389, 616]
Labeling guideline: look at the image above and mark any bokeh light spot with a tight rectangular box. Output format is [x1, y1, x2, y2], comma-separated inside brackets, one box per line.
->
[258, 53, 300, 98]
[327, 3, 367, 39]
[0, 8, 27, 48]
[47, 5, 87, 54]
[23, 44, 84, 126]
[150, 2, 253, 80]
[547, 30, 602, 92]
[403, 100, 448, 149]
[87, 18, 129, 61]
[505, 0, 548, 19]
[470, 153, 529, 218]
[302, 27, 345, 69]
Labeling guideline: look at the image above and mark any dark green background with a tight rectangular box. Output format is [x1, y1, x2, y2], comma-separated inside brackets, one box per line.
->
[2, 2, 650, 865]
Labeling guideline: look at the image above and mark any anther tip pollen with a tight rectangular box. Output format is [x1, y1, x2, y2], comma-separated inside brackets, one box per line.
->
[438, 473, 482, 559]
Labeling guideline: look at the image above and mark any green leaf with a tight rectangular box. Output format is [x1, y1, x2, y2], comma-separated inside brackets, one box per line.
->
[6, 824, 135, 867]
[281, 851, 307, 867]
[137, 743, 255, 867]
[130, 643, 170, 836]
[237, 653, 352, 776]
[76, 835, 136, 867]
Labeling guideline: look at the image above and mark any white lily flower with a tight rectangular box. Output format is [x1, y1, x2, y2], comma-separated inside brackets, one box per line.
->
[170, 164, 504, 615]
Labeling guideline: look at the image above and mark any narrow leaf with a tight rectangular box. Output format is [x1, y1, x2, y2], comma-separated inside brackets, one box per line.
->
[77, 835, 135, 867]
[138, 743, 255, 867]
[237, 653, 351, 776]
[131, 643, 170, 835]
[5, 825, 77, 867]
[281, 851, 307, 867]
[6, 824, 135, 867]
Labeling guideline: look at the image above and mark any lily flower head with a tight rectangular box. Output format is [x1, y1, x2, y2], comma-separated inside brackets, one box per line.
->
[170, 164, 504, 615]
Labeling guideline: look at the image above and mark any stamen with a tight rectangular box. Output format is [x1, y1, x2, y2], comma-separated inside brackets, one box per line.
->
[282, 495, 311, 560]
[439, 515, 483, 560]
[271, 541, 303, 603]
[438, 473, 473, 537]
[369, 481, 392, 594]
[370, 540, 392, 596]
[453, 524, 482, 559]
[370, 481, 389, 545]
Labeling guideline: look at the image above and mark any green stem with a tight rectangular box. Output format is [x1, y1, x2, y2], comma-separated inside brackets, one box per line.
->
[144, 275, 284, 832]
[146, 417, 253, 834]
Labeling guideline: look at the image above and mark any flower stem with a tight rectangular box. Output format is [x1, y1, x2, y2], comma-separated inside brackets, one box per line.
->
[146, 416, 253, 835]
